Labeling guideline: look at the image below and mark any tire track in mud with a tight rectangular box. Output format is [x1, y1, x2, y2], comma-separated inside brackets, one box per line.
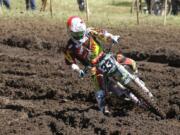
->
[0, 50, 177, 134]
[123, 49, 180, 67]
[137, 62, 180, 120]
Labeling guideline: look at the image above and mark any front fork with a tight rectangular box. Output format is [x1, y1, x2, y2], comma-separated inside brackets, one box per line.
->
[115, 60, 154, 99]
[108, 77, 140, 104]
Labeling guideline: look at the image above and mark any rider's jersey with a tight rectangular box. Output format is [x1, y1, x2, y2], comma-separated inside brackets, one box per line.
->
[64, 28, 114, 67]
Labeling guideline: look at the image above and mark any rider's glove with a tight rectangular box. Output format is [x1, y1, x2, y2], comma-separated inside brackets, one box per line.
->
[112, 35, 120, 44]
[79, 70, 85, 78]
[71, 64, 85, 78]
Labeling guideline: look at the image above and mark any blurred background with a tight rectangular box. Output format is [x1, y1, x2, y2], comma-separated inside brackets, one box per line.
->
[0, 0, 180, 27]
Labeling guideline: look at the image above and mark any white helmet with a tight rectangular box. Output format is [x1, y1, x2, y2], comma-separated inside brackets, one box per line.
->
[67, 16, 86, 41]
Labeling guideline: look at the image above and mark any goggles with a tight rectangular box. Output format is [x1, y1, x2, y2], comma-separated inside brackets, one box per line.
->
[71, 31, 84, 40]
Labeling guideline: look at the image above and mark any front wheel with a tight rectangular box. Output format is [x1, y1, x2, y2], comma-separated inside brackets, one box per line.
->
[126, 81, 166, 119]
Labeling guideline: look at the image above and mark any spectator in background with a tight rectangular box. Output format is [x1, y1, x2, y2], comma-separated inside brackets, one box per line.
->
[77, 0, 85, 11]
[171, 0, 180, 15]
[0, 0, 10, 9]
[145, 0, 151, 14]
[25, 0, 36, 10]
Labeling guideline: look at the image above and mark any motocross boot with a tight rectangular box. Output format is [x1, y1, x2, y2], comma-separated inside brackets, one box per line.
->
[95, 90, 110, 115]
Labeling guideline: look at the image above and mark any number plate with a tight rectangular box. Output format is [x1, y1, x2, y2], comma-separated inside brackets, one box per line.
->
[97, 54, 116, 74]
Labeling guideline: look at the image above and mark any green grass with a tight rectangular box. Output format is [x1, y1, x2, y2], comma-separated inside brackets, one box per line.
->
[0, 0, 180, 27]
[111, 1, 132, 7]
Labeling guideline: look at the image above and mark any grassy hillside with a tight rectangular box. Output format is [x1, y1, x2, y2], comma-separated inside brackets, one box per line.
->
[0, 0, 180, 27]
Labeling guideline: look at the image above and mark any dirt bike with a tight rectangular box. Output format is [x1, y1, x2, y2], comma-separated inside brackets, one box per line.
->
[151, 0, 171, 15]
[96, 51, 166, 119]
[145, 0, 180, 15]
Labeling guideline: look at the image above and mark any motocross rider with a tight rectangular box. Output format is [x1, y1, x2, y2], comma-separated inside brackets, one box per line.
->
[64, 16, 140, 114]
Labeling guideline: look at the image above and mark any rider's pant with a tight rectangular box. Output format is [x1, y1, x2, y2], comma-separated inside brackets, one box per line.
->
[26, 0, 36, 10]
[109, 81, 140, 104]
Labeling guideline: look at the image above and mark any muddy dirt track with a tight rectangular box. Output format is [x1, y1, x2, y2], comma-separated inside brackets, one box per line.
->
[0, 19, 179, 135]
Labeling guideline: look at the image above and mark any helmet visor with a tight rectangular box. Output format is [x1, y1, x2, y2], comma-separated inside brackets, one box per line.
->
[71, 31, 84, 40]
